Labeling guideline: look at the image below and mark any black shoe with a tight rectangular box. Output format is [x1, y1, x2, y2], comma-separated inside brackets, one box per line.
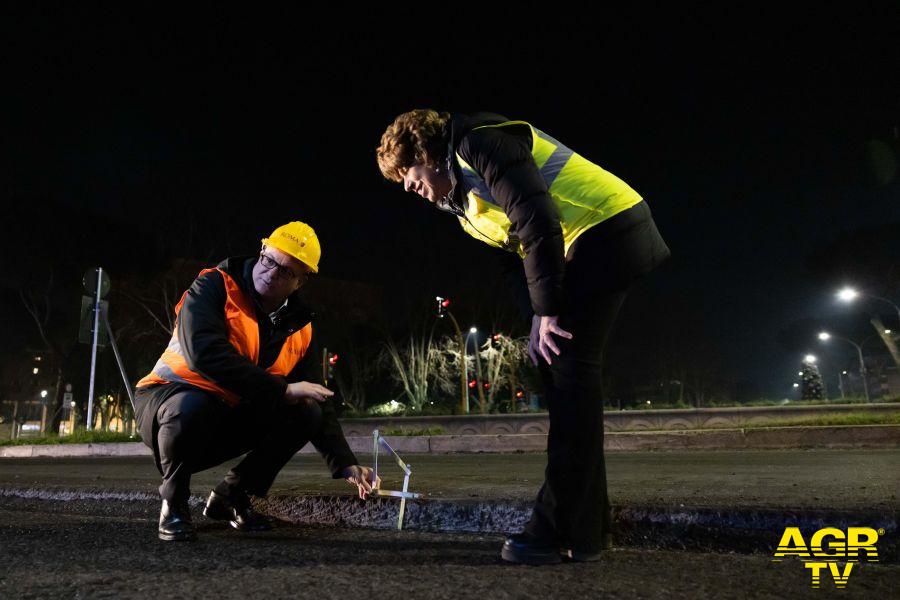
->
[501, 533, 562, 565]
[203, 490, 272, 531]
[158, 499, 196, 542]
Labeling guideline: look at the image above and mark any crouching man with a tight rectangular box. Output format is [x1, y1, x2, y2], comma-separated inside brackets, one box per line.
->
[134, 221, 377, 541]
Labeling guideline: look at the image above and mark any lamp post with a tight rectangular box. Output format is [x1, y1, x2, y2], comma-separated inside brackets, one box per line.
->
[836, 287, 900, 368]
[818, 332, 869, 402]
[436, 296, 469, 414]
[466, 327, 487, 412]
[838, 370, 848, 399]
[837, 287, 900, 323]
[464, 327, 476, 406]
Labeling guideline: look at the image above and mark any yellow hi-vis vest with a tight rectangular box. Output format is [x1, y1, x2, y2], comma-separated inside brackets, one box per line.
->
[455, 121, 643, 257]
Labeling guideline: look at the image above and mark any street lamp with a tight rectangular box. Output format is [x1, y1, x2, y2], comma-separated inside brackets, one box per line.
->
[836, 370, 847, 400]
[836, 286, 900, 323]
[466, 327, 486, 411]
[435, 296, 469, 414]
[818, 331, 869, 402]
[803, 354, 817, 364]
[836, 287, 859, 302]
[40, 390, 48, 398]
[464, 327, 477, 375]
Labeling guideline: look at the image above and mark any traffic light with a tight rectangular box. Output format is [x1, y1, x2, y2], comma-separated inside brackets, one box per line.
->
[436, 296, 450, 318]
[327, 352, 339, 380]
[482, 381, 491, 390]
[468, 379, 477, 389]
[490, 333, 501, 348]
[515, 389, 525, 399]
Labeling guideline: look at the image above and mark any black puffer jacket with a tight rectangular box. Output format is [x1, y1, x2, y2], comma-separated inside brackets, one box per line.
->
[445, 113, 566, 316]
[444, 113, 669, 319]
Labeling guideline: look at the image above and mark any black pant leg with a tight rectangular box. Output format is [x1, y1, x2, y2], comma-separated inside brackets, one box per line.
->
[523, 202, 666, 548]
[155, 388, 227, 503]
[218, 400, 325, 498]
[524, 289, 626, 548]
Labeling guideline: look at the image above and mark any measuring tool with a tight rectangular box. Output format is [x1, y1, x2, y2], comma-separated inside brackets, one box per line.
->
[371, 429, 424, 530]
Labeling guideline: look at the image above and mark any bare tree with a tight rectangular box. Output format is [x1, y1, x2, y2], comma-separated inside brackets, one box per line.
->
[333, 344, 380, 413]
[118, 258, 210, 339]
[18, 271, 75, 434]
[381, 323, 437, 412]
[479, 334, 529, 412]
[430, 335, 469, 400]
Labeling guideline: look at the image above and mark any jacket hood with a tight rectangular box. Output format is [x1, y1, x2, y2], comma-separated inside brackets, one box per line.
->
[444, 112, 509, 211]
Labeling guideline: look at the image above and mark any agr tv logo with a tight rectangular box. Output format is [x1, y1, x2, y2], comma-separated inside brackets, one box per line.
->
[773, 526, 882, 588]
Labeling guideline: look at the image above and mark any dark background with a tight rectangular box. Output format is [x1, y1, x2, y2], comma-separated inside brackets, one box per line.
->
[1, 5, 898, 408]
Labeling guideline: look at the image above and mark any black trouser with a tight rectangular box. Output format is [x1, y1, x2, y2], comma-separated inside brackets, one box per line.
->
[152, 389, 323, 504]
[523, 201, 669, 551]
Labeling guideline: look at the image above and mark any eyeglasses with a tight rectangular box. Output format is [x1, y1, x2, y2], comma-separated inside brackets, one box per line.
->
[258, 252, 309, 282]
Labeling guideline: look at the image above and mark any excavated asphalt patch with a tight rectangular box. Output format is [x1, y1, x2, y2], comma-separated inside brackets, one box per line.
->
[2, 487, 896, 563]
[1, 450, 896, 564]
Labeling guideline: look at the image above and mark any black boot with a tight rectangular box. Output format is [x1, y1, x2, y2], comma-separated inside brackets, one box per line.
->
[158, 499, 196, 542]
[203, 490, 272, 531]
[501, 533, 562, 565]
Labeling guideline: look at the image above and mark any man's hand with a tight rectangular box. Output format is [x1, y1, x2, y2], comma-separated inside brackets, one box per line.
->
[341, 465, 381, 500]
[284, 381, 333, 405]
[527, 314, 574, 366]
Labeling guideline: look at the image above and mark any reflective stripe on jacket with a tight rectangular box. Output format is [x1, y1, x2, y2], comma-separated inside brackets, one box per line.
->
[136, 268, 312, 406]
[455, 120, 643, 257]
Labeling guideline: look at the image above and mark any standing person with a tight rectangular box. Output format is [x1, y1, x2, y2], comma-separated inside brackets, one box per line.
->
[377, 110, 670, 564]
[135, 221, 378, 542]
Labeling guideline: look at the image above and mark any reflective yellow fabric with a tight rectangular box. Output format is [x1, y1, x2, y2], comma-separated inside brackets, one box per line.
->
[455, 121, 643, 256]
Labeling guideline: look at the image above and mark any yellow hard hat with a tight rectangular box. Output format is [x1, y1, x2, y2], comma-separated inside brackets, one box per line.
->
[261, 221, 321, 273]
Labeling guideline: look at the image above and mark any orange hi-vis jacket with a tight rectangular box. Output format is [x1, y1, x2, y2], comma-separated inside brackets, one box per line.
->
[137, 268, 312, 406]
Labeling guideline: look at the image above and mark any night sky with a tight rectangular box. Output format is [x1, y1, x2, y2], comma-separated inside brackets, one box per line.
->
[3, 6, 898, 399]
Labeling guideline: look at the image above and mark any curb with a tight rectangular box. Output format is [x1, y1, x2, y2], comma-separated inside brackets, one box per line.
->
[2, 486, 896, 562]
[2, 424, 898, 458]
[257, 494, 898, 562]
[0, 442, 152, 458]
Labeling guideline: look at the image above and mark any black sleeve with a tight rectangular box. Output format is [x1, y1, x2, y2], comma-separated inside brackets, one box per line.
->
[285, 329, 358, 478]
[458, 127, 565, 316]
[177, 270, 287, 408]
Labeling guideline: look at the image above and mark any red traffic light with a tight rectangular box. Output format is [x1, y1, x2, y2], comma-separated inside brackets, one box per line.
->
[492, 334, 501, 340]
[328, 354, 339, 365]
[483, 382, 491, 389]
[436, 296, 450, 317]
[515, 390, 525, 398]
[468, 379, 477, 388]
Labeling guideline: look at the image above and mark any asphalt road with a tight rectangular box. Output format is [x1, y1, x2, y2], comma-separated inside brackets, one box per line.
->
[0, 448, 897, 511]
[0, 496, 896, 600]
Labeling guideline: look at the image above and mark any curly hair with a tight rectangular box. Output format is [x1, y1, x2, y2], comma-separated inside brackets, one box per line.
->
[376, 109, 451, 182]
